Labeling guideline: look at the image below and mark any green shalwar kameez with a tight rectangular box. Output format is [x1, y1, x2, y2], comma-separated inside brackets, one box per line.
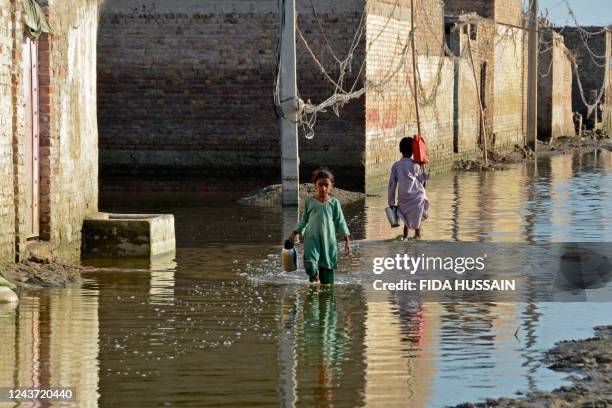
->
[294, 196, 350, 284]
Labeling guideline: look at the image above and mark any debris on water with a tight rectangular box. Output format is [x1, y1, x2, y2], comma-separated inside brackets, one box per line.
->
[223, 340, 232, 347]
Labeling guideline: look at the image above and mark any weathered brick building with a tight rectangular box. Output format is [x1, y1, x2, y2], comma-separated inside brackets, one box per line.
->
[538, 30, 574, 140]
[364, 0, 454, 189]
[445, 14, 496, 155]
[445, 0, 523, 27]
[559, 27, 612, 132]
[0, 0, 100, 265]
[365, 0, 534, 189]
[445, 0, 529, 145]
[98, 0, 537, 193]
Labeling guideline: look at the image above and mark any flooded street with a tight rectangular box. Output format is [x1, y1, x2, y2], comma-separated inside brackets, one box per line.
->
[1, 149, 611, 407]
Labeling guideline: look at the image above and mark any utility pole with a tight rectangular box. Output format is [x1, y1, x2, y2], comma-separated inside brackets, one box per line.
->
[280, 0, 299, 206]
[527, 0, 538, 152]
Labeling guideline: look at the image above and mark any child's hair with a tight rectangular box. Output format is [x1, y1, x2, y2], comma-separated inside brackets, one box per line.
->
[399, 137, 414, 157]
[312, 167, 335, 184]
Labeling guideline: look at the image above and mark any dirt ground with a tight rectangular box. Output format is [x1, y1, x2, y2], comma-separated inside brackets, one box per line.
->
[454, 132, 612, 172]
[238, 183, 366, 206]
[454, 326, 612, 408]
[0, 260, 86, 289]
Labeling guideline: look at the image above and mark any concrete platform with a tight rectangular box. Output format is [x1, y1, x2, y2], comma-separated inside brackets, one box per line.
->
[82, 213, 176, 259]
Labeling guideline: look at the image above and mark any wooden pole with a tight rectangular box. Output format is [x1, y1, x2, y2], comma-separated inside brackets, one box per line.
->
[280, 0, 299, 206]
[527, 0, 538, 153]
[410, 0, 422, 135]
[467, 34, 488, 165]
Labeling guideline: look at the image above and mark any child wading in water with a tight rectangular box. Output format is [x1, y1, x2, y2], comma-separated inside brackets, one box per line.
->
[388, 137, 429, 239]
[288, 168, 351, 284]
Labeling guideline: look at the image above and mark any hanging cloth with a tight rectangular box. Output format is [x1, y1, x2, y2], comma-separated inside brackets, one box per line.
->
[21, 0, 53, 40]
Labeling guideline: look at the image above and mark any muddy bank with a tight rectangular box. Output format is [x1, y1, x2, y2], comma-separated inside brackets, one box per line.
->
[454, 325, 612, 407]
[0, 260, 85, 289]
[454, 133, 612, 172]
[238, 183, 366, 206]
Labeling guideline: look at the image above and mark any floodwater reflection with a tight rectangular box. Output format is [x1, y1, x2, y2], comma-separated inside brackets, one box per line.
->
[0, 288, 100, 408]
[0, 149, 611, 407]
[360, 149, 612, 242]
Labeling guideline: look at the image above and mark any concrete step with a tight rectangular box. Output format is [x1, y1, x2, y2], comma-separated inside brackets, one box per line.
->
[82, 212, 176, 260]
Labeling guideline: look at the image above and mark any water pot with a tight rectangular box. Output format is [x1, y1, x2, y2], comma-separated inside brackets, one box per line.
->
[282, 240, 298, 272]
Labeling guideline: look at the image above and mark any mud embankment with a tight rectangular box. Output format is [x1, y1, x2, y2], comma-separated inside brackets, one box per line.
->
[238, 183, 366, 206]
[454, 133, 612, 172]
[0, 260, 84, 289]
[454, 326, 612, 407]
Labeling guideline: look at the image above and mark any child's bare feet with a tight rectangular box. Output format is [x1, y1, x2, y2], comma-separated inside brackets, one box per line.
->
[415, 228, 422, 239]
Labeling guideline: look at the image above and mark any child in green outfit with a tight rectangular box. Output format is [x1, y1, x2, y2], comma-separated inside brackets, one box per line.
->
[288, 168, 351, 284]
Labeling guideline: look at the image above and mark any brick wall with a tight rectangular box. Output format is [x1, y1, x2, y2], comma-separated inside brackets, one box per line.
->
[0, 0, 101, 264]
[444, 0, 524, 27]
[561, 27, 611, 131]
[97, 0, 366, 191]
[0, 1, 15, 264]
[445, 0, 494, 19]
[538, 31, 574, 139]
[42, 1, 100, 262]
[445, 1, 527, 149]
[9, 0, 28, 261]
[364, 0, 528, 191]
[364, 0, 456, 191]
[447, 17, 496, 156]
[98, 0, 531, 194]
[606, 32, 612, 132]
[294, 1, 366, 189]
[494, 0, 523, 27]
[492, 24, 527, 147]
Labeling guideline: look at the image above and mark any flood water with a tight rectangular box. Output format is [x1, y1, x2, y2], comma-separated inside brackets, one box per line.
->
[1, 149, 611, 407]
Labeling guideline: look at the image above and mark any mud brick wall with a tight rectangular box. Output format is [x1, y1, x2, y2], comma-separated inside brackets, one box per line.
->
[447, 18, 496, 156]
[492, 24, 527, 147]
[97, 0, 366, 191]
[364, 0, 455, 191]
[38, 1, 100, 262]
[538, 31, 574, 139]
[1, 0, 100, 264]
[7, 0, 29, 262]
[8, 0, 34, 262]
[606, 32, 612, 132]
[444, 0, 527, 149]
[561, 28, 611, 131]
[494, 0, 523, 27]
[444, 0, 523, 27]
[0, 1, 15, 264]
[1, 0, 104, 265]
[444, 0, 495, 19]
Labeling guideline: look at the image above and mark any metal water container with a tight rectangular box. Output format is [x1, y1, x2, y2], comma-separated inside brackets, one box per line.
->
[385, 206, 400, 228]
[282, 240, 298, 272]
